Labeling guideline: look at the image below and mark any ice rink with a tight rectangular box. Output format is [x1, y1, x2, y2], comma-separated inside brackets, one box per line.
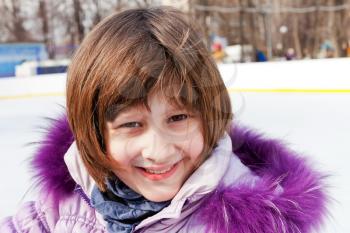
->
[1, 59, 349, 232]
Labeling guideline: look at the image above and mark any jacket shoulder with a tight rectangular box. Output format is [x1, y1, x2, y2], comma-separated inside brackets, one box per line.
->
[54, 192, 106, 232]
[194, 125, 329, 233]
[0, 201, 52, 232]
[0, 193, 106, 233]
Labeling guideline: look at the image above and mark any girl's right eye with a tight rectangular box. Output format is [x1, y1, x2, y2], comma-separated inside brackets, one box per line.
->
[120, 122, 142, 128]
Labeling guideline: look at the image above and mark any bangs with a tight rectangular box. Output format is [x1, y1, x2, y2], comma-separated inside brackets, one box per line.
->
[104, 41, 201, 122]
[152, 52, 200, 113]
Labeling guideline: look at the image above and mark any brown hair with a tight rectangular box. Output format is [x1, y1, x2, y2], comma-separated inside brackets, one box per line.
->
[66, 7, 232, 191]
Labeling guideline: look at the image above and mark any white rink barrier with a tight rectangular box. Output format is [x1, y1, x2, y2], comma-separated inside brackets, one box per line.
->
[219, 58, 350, 93]
[0, 73, 66, 99]
[1, 58, 350, 100]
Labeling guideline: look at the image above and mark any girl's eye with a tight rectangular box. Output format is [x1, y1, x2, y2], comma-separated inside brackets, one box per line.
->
[120, 122, 142, 128]
[168, 114, 188, 123]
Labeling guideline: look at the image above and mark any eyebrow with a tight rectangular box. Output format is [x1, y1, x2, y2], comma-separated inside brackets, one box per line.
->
[107, 100, 190, 122]
[105, 103, 137, 121]
[117, 109, 141, 119]
[111, 105, 145, 121]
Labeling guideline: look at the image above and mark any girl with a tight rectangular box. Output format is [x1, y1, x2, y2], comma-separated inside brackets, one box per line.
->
[1, 7, 328, 233]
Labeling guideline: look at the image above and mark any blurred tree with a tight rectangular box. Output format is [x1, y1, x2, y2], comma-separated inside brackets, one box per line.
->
[91, 0, 102, 26]
[38, 0, 55, 58]
[334, 0, 350, 57]
[0, 0, 32, 42]
[135, 0, 153, 7]
[72, 0, 85, 44]
[189, 0, 211, 46]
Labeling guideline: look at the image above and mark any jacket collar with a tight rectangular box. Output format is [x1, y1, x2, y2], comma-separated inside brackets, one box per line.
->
[64, 142, 95, 197]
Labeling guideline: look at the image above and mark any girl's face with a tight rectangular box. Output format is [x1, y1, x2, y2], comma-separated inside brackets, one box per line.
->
[105, 93, 204, 202]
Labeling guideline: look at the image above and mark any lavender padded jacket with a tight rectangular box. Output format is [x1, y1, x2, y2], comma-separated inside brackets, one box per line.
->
[0, 115, 329, 233]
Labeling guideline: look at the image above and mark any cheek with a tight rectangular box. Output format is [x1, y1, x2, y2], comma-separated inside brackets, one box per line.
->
[107, 138, 138, 166]
[184, 131, 204, 160]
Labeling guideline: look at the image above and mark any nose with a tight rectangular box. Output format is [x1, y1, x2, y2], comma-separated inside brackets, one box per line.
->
[141, 129, 177, 164]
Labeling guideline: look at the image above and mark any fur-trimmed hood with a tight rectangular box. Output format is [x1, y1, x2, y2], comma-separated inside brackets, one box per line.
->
[30, 115, 328, 233]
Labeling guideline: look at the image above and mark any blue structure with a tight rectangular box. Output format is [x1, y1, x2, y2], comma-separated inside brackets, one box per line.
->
[0, 43, 48, 78]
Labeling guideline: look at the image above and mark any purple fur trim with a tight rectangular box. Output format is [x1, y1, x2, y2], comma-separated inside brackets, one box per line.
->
[30, 115, 75, 203]
[194, 125, 328, 233]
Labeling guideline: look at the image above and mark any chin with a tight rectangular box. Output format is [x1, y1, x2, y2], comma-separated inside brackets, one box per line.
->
[142, 189, 178, 202]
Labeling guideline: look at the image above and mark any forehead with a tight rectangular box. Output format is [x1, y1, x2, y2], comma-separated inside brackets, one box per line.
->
[111, 93, 186, 118]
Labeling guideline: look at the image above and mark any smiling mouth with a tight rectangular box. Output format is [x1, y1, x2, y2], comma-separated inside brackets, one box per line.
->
[136, 162, 180, 181]
[145, 166, 173, 174]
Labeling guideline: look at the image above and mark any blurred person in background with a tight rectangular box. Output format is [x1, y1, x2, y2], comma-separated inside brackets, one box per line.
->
[285, 48, 296, 60]
[212, 42, 226, 63]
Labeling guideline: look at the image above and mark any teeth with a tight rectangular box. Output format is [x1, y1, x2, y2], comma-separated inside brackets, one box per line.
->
[145, 166, 173, 174]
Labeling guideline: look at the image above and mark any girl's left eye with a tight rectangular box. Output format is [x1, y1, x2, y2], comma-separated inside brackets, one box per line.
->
[168, 114, 188, 123]
[120, 122, 142, 128]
